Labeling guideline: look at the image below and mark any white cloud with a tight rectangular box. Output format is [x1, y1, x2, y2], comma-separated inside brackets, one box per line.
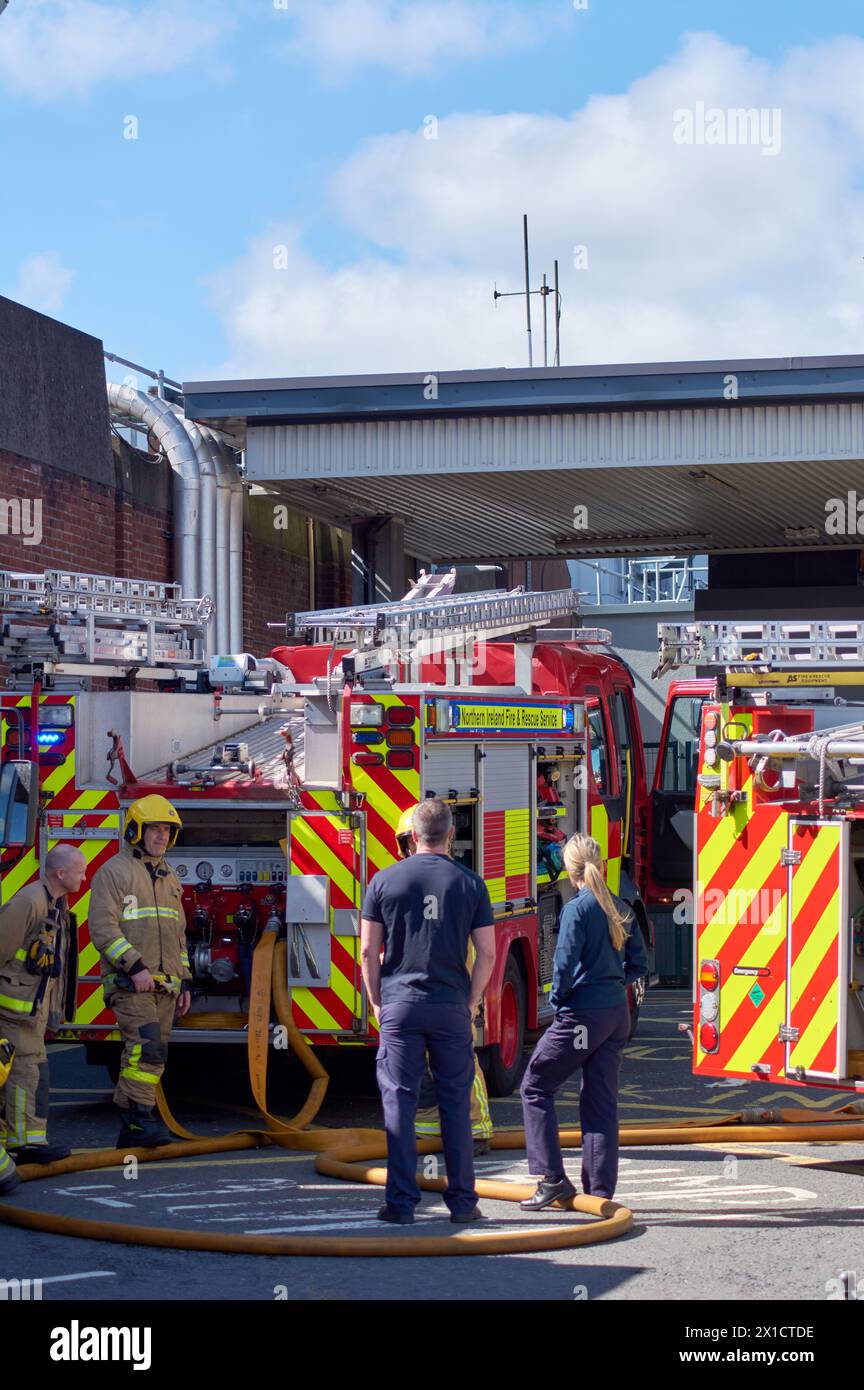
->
[278, 0, 552, 76]
[203, 31, 864, 377]
[10, 251, 74, 314]
[0, 0, 230, 99]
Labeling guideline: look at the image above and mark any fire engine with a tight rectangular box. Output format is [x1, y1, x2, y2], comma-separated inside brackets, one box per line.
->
[0, 567, 662, 1097]
[657, 618, 864, 1095]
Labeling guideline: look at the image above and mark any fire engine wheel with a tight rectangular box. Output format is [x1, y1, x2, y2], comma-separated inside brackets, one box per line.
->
[481, 954, 526, 1097]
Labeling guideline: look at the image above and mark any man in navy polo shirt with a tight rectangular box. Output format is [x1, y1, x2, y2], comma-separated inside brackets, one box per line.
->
[361, 798, 496, 1225]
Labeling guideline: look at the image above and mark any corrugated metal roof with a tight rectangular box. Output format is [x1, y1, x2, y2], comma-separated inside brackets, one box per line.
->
[250, 455, 864, 559]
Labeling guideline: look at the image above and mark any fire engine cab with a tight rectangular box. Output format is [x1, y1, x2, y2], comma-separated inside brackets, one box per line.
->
[0, 567, 658, 1096]
[657, 618, 864, 1095]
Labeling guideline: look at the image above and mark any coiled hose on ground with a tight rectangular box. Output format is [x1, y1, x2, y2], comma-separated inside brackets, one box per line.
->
[2, 929, 863, 1257]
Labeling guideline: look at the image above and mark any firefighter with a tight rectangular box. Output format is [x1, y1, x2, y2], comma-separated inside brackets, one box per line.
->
[395, 804, 495, 1156]
[0, 842, 87, 1182]
[88, 795, 192, 1148]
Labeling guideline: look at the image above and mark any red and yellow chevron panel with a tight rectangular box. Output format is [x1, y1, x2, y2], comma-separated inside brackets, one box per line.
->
[787, 821, 845, 1079]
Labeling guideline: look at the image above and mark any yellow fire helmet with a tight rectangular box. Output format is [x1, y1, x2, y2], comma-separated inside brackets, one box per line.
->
[123, 794, 183, 849]
[396, 803, 419, 842]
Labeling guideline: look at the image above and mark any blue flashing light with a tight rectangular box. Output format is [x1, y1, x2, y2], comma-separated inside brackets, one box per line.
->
[37, 730, 65, 747]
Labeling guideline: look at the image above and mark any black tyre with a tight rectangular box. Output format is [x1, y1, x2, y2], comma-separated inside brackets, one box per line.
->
[481, 954, 527, 1096]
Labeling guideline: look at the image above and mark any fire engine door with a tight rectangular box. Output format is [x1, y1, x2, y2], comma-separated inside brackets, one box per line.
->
[785, 819, 849, 1081]
[284, 807, 365, 1024]
[479, 743, 532, 907]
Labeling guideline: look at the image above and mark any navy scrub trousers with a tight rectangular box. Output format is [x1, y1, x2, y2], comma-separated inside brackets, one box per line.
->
[376, 999, 477, 1216]
[520, 1001, 630, 1198]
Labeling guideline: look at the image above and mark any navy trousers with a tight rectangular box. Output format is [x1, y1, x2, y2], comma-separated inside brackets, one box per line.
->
[376, 999, 477, 1215]
[520, 1002, 630, 1199]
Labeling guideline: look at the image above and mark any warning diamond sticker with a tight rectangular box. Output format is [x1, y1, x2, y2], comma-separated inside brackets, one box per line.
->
[748, 981, 765, 1008]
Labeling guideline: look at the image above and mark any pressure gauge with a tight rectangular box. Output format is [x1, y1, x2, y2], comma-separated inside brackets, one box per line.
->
[175, 864, 188, 879]
[196, 861, 214, 882]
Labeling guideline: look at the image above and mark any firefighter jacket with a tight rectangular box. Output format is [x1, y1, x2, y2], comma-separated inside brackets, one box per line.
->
[0, 878, 78, 1029]
[89, 844, 191, 996]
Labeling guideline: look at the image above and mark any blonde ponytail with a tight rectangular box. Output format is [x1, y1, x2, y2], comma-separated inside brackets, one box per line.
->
[563, 833, 632, 951]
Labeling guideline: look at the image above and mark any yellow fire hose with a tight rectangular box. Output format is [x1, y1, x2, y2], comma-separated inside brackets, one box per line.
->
[1, 929, 864, 1257]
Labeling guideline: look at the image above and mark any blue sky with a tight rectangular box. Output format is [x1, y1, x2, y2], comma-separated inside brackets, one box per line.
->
[2, 0, 864, 382]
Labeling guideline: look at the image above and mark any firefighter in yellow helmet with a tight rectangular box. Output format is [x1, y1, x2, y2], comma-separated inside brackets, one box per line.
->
[88, 795, 191, 1148]
[396, 804, 494, 1153]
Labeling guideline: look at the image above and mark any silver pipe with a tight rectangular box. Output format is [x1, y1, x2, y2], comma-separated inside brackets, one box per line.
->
[202, 427, 232, 654]
[106, 385, 200, 599]
[204, 429, 244, 652]
[732, 740, 864, 758]
[180, 416, 216, 657]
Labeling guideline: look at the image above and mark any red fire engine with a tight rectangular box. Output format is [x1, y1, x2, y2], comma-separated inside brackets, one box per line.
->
[0, 568, 669, 1096]
[657, 618, 864, 1095]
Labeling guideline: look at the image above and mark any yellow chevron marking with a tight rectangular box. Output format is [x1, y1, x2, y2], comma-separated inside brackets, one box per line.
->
[590, 802, 609, 855]
[1, 849, 39, 902]
[291, 987, 342, 1031]
[329, 943, 360, 1017]
[791, 983, 841, 1073]
[73, 988, 112, 1028]
[700, 816, 788, 961]
[291, 815, 356, 905]
[725, 980, 788, 1077]
[77, 942, 100, 975]
[71, 790, 114, 811]
[789, 829, 842, 1012]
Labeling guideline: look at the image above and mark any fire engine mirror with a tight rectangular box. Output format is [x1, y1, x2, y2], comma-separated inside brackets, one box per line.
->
[0, 760, 39, 848]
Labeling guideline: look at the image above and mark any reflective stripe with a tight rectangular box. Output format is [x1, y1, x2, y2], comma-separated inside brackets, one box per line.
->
[0, 992, 34, 1014]
[0, 1149, 14, 1176]
[122, 906, 180, 920]
[121, 1043, 160, 1086]
[25, 1131, 46, 1143]
[11, 1086, 26, 1147]
[105, 937, 135, 963]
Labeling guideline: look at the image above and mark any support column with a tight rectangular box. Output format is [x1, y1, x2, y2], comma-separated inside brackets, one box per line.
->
[351, 516, 406, 605]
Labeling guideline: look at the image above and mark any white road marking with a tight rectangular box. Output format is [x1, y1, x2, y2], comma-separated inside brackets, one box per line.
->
[33, 1272, 116, 1285]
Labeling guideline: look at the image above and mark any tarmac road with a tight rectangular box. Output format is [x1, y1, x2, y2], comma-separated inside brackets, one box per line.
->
[2, 990, 862, 1303]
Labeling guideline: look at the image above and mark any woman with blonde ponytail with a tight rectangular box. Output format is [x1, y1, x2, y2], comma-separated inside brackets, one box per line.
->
[519, 834, 648, 1209]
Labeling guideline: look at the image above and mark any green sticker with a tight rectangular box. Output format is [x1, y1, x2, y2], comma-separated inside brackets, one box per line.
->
[748, 981, 765, 1008]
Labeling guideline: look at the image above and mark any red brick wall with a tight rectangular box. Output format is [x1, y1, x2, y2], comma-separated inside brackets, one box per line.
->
[0, 449, 172, 583]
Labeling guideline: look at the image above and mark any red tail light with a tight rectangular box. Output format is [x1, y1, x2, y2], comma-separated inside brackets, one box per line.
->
[699, 1022, 719, 1053]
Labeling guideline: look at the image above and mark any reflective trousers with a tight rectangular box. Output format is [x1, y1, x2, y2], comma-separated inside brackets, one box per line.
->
[0, 1000, 50, 1150]
[415, 1053, 493, 1140]
[110, 990, 177, 1109]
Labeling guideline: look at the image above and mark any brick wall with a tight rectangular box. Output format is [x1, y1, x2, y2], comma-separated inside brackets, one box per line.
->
[0, 445, 173, 583]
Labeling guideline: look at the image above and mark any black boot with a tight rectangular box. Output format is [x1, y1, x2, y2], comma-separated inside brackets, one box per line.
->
[520, 1177, 577, 1211]
[115, 1102, 174, 1149]
[7, 1143, 70, 1165]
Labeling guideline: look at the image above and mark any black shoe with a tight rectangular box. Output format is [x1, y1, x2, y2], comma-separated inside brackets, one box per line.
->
[520, 1177, 577, 1211]
[473, 1138, 492, 1157]
[377, 1204, 415, 1225]
[8, 1144, 70, 1165]
[115, 1103, 174, 1149]
[0, 1167, 20, 1196]
[450, 1205, 483, 1224]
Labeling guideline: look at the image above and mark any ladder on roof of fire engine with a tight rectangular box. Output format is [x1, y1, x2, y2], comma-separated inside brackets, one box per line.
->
[281, 584, 611, 682]
[0, 568, 213, 677]
[655, 618, 864, 682]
